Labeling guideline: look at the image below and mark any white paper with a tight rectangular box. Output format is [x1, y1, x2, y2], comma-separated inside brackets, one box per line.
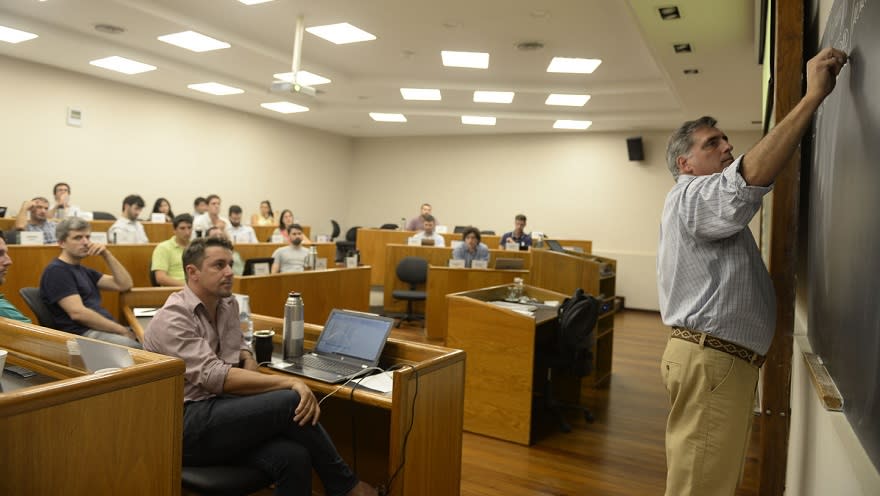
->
[345, 256, 358, 268]
[448, 259, 466, 268]
[150, 213, 167, 223]
[133, 307, 158, 317]
[472, 260, 489, 269]
[252, 262, 271, 275]
[76, 337, 135, 373]
[355, 371, 393, 393]
[315, 258, 328, 270]
[270, 234, 284, 243]
[91, 232, 109, 243]
[19, 231, 44, 245]
[407, 236, 420, 246]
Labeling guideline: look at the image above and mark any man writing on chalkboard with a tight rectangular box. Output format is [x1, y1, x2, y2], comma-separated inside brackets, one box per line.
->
[657, 47, 847, 496]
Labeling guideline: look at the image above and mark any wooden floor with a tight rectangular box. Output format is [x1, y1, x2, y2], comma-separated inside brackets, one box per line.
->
[257, 308, 761, 495]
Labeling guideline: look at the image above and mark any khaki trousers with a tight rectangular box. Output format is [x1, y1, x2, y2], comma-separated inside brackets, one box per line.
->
[660, 336, 759, 496]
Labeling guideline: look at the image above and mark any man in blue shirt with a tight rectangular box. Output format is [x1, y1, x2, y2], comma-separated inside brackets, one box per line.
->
[0, 230, 31, 322]
[14, 197, 57, 244]
[452, 227, 490, 267]
[500, 214, 532, 250]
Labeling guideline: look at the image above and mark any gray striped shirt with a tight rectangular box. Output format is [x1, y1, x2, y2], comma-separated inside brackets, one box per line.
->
[657, 157, 776, 355]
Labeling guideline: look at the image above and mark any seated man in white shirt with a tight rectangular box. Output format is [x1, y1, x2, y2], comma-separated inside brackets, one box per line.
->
[410, 214, 445, 247]
[51, 182, 81, 219]
[225, 205, 257, 244]
[271, 224, 311, 273]
[192, 194, 229, 239]
[108, 194, 149, 244]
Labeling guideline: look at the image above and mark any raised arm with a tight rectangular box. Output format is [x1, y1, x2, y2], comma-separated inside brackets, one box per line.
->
[14, 200, 33, 230]
[740, 47, 847, 186]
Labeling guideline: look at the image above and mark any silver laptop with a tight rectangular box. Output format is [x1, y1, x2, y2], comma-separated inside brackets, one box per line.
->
[268, 309, 394, 383]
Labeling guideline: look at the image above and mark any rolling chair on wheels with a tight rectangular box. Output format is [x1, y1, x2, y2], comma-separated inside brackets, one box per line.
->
[391, 256, 428, 328]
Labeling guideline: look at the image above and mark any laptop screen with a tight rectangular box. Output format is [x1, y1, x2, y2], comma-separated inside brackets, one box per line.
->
[314, 310, 394, 362]
[545, 239, 565, 252]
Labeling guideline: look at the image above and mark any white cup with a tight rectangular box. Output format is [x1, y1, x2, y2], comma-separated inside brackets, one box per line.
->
[0, 349, 8, 372]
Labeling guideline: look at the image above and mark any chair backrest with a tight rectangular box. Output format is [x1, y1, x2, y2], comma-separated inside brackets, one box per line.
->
[92, 211, 117, 220]
[243, 257, 275, 276]
[19, 287, 57, 328]
[330, 220, 341, 240]
[396, 256, 429, 288]
[480, 230, 496, 235]
[379, 223, 399, 230]
[149, 270, 159, 287]
[555, 288, 600, 376]
[345, 226, 360, 242]
[453, 225, 469, 234]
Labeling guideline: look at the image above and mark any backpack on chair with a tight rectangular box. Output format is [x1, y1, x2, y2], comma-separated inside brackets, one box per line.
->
[556, 288, 601, 376]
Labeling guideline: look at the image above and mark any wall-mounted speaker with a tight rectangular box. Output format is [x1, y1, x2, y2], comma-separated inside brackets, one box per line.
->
[626, 136, 644, 161]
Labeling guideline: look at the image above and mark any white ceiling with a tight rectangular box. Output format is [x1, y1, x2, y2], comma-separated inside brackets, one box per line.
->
[0, 0, 765, 138]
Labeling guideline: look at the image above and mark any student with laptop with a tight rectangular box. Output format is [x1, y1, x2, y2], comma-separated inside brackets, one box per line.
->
[499, 214, 532, 250]
[451, 227, 489, 268]
[410, 214, 445, 247]
[144, 237, 377, 496]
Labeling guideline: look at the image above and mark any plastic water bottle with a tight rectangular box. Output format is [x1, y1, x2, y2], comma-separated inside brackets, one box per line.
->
[400, 217, 406, 231]
[283, 292, 304, 360]
[239, 295, 254, 352]
[514, 277, 525, 300]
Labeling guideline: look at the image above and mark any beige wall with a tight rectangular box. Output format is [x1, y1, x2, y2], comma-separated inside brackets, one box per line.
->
[349, 130, 761, 309]
[0, 55, 352, 238]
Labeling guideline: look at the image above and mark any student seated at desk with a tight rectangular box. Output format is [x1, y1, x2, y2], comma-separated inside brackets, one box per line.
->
[14, 196, 58, 244]
[152, 197, 174, 223]
[39, 218, 141, 348]
[152, 213, 193, 287]
[0, 230, 31, 322]
[499, 214, 532, 250]
[410, 214, 445, 247]
[452, 227, 490, 268]
[144, 237, 377, 496]
[272, 224, 311, 273]
[50, 182, 81, 219]
[108, 194, 149, 244]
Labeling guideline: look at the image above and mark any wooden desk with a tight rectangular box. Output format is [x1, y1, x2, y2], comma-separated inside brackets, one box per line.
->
[424, 266, 530, 342]
[124, 309, 465, 496]
[382, 244, 531, 315]
[446, 284, 574, 445]
[0, 318, 184, 495]
[232, 267, 371, 324]
[357, 229, 414, 285]
[142, 222, 173, 242]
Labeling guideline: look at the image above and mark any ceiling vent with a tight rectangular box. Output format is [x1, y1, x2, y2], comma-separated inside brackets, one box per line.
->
[658, 6, 681, 20]
[516, 41, 545, 51]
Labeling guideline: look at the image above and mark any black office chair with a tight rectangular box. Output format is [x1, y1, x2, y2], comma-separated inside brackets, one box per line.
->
[335, 226, 360, 263]
[19, 287, 58, 328]
[536, 288, 600, 432]
[92, 211, 117, 220]
[391, 256, 428, 328]
[330, 220, 341, 241]
[480, 230, 495, 235]
[182, 465, 273, 496]
[150, 270, 160, 287]
[453, 225, 469, 234]
[379, 223, 399, 230]
[243, 257, 274, 276]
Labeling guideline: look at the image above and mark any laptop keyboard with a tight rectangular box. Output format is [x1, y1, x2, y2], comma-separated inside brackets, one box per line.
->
[300, 354, 362, 376]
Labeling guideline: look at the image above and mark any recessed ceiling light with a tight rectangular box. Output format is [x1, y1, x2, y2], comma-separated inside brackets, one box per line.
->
[461, 115, 496, 126]
[187, 82, 244, 96]
[0, 25, 39, 44]
[273, 70, 331, 86]
[546, 57, 602, 74]
[306, 23, 376, 44]
[553, 120, 592, 130]
[261, 101, 309, 114]
[683, 68, 699, 74]
[473, 91, 514, 104]
[673, 43, 692, 53]
[158, 30, 230, 52]
[370, 112, 407, 123]
[441, 50, 490, 69]
[89, 56, 156, 75]
[239, 0, 275, 4]
[545, 94, 591, 106]
[659, 6, 681, 20]
[400, 88, 442, 101]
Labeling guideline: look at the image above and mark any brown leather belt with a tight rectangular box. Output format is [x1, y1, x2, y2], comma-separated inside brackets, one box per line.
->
[671, 327, 765, 368]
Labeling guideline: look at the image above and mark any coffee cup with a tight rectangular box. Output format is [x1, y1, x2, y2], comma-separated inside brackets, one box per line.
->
[254, 330, 275, 364]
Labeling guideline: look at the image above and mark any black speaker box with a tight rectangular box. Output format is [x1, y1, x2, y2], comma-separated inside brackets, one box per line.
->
[626, 137, 644, 161]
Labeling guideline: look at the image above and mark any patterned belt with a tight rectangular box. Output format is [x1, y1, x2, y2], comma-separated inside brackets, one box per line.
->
[671, 327, 765, 368]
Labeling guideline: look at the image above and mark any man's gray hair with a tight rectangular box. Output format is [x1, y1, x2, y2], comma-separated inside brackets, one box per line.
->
[666, 116, 717, 180]
[56, 217, 90, 242]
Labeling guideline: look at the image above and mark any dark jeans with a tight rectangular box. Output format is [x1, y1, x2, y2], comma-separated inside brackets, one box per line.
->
[183, 390, 359, 496]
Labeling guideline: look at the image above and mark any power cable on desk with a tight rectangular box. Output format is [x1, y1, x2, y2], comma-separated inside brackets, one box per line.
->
[384, 365, 418, 495]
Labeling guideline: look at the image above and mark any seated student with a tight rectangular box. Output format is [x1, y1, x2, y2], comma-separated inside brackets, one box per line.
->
[271, 209, 313, 244]
[14, 197, 58, 244]
[226, 205, 257, 244]
[192, 194, 229, 239]
[251, 200, 275, 227]
[192, 196, 208, 217]
[405, 203, 436, 231]
[50, 182, 81, 219]
[108, 194, 149, 244]
[152, 197, 174, 223]
[500, 214, 532, 250]
[39, 218, 141, 348]
[452, 227, 490, 268]
[152, 214, 193, 287]
[271, 224, 311, 273]
[144, 237, 377, 496]
[410, 214, 445, 247]
[206, 226, 244, 276]
[0, 230, 31, 322]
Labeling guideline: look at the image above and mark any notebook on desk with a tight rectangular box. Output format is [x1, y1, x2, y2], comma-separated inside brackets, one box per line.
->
[267, 309, 394, 384]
